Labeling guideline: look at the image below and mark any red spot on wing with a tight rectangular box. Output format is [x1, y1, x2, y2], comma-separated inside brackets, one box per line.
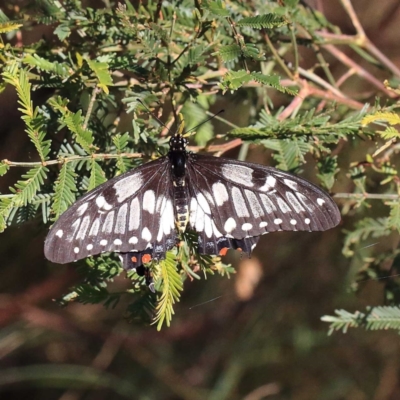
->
[219, 247, 229, 256]
[142, 254, 152, 263]
[236, 247, 243, 252]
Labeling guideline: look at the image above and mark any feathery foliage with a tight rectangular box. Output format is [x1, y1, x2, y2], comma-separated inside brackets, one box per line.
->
[322, 307, 400, 334]
[0, 0, 400, 330]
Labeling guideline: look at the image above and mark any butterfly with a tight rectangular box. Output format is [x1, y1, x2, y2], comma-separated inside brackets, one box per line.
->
[44, 130, 341, 285]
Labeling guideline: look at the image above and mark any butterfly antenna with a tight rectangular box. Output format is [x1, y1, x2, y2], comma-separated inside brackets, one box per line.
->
[136, 98, 171, 133]
[183, 109, 225, 137]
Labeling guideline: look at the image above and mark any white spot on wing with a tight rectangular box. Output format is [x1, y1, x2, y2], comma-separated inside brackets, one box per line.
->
[212, 221, 223, 238]
[129, 197, 140, 231]
[284, 179, 298, 190]
[244, 190, 264, 218]
[204, 215, 212, 238]
[259, 221, 268, 228]
[141, 227, 152, 242]
[74, 247, 79, 254]
[277, 197, 290, 214]
[114, 238, 122, 245]
[317, 198, 325, 206]
[68, 218, 81, 241]
[56, 229, 63, 238]
[296, 193, 315, 212]
[157, 200, 174, 241]
[96, 196, 105, 208]
[290, 219, 297, 225]
[221, 164, 254, 187]
[305, 218, 311, 224]
[259, 176, 276, 191]
[143, 190, 156, 214]
[129, 236, 138, 244]
[197, 192, 211, 214]
[95, 196, 112, 211]
[274, 218, 282, 225]
[100, 239, 108, 246]
[115, 203, 128, 234]
[259, 194, 276, 213]
[242, 223, 252, 231]
[76, 216, 91, 240]
[89, 218, 100, 236]
[77, 203, 88, 216]
[224, 217, 237, 233]
[86, 244, 93, 250]
[102, 211, 115, 233]
[212, 182, 229, 206]
[232, 187, 249, 217]
[113, 173, 143, 202]
[286, 192, 305, 213]
[189, 197, 198, 227]
[195, 205, 205, 232]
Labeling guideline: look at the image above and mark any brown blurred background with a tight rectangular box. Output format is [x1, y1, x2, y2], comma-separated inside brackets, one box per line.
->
[1, 1, 400, 399]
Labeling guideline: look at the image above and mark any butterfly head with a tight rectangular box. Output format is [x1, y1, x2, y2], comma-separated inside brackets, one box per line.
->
[169, 134, 188, 152]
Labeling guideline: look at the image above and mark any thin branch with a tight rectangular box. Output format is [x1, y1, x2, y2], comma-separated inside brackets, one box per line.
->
[263, 32, 294, 79]
[83, 87, 101, 130]
[339, 0, 366, 39]
[2, 153, 142, 168]
[334, 193, 400, 200]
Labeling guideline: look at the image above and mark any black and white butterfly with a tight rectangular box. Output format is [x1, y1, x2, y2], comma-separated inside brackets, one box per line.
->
[44, 133, 341, 279]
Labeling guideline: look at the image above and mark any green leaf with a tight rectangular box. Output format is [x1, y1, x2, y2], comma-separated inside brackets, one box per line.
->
[51, 163, 77, 220]
[317, 156, 339, 190]
[203, 0, 230, 17]
[221, 70, 253, 91]
[3, 68, 51, 161]
[54, 23, 70, 40]
[237, 14, 287, 29]
[86, 59, 113, 94]
[322, 306, 400, 334]
[251, 72, 297, 95]
[87, 159, 106, 191]
[217, 44, 241, 62]
[153, 252, 183, 330]
[387, 201, 400, 233]
[23, 54, 70, 78]
[0, 166, 48, 232]
[0, 161, 9, 176]
[0, 21, 23, 33]
[343, 218, 390, 257]
[49, 97, 94, 154]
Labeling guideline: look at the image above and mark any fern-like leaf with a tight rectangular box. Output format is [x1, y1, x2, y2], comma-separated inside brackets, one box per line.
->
[322, 306, 400, 334]
[0, 21, 23, 33]
[153, 252, 183, 330]
[51, 163, 77, 220]
[3, 68, 51, 161]
[237, 14, 287, 29]
[342, 218, 390, 257]
[87, 159, 106, 191]
[86, 59, 113, 94]
[362, 111, 400, 126]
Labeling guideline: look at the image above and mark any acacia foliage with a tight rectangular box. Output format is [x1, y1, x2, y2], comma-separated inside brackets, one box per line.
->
[0, 0, 400, 330]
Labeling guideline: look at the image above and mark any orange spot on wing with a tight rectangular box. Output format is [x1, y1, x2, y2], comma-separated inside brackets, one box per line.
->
[236, 247, 243, 252]
[142, 254, 152, 263]
[131, 256, 137, 263]
[219, 247, 229, 256]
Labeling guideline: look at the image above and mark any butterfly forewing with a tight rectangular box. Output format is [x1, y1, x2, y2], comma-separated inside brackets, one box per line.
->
[186, 153, 340, 241]
[44, 157, 176, 264]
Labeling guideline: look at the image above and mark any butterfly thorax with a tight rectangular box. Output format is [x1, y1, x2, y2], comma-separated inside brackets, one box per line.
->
[169, 134, 189, 232]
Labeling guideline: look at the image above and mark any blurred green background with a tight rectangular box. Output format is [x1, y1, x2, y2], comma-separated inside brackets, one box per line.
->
[1, 0, 400, 399]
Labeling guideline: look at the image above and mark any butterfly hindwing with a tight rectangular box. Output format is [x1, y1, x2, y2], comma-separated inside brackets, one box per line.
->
[186, 153, 340, 243]
[44, 157, 176, 265]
